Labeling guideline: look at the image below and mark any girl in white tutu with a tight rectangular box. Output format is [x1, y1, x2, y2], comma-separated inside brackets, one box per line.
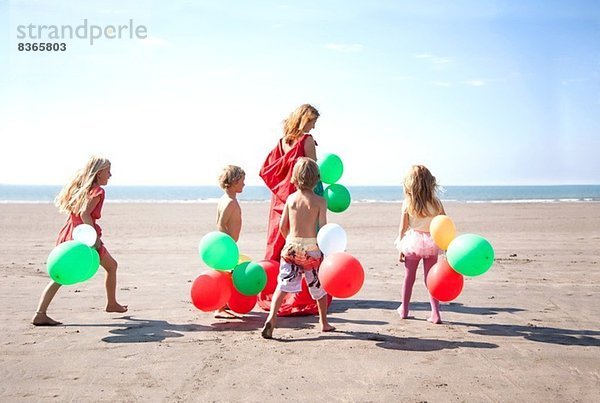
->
[395, 165, 446, 324]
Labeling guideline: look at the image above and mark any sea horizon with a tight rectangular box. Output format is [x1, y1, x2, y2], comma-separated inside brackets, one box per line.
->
[1, 184, 599, 204]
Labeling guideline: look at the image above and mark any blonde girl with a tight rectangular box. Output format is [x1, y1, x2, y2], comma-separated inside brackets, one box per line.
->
[32, 156, 127, 326]
[396, 165, 446, 324]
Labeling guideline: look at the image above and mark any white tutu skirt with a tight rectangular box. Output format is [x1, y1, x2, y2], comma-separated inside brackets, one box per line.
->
[394, 229, 441, 257]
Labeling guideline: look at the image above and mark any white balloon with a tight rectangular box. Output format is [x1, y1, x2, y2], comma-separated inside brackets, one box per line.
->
[317, 223, 347, 256]
[73, 224, 97, 247]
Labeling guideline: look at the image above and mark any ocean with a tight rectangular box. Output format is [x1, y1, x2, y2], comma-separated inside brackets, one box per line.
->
[1, 185, 599, 203]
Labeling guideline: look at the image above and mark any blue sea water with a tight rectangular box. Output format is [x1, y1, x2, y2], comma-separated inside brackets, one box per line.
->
[1, 184, 599, 203]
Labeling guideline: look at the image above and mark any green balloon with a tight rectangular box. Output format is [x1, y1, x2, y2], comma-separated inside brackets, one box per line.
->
[199, 231, 239, 270]
[447, 234, 494, 277]
[47, 241, 99, 285]
[324, 184, 351, 213]
[232, 261, 267, 296]
[85, 248, 101, 279]
[318, 153, 344, 184]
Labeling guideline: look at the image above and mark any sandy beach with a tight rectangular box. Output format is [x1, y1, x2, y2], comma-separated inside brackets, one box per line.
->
[1, 201, 599, 402]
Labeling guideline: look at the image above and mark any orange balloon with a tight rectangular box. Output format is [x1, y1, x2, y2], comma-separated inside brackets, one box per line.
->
[430, 215, 456, 250]
[238, 253, 252, 264]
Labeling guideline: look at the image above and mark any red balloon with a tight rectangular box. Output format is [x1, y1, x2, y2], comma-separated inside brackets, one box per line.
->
[319, 252, 364, 298]
[256, 259, 279, 295]
[228, 287, 257, 314]
[190, 270, 232, 312]
[426, 258, 464, 302]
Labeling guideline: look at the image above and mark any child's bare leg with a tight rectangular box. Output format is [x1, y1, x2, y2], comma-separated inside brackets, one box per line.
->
[32, 281, 62, 326]
[399, 256, 419, 318]
[214, 305, 237, 318]
[316, 295, 335, 332]
[262, 288, 287, 339]
[423, 256, 442, 324]
[101, 251, 127, 313]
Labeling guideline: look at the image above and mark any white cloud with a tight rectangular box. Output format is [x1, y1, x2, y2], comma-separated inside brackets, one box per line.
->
[415, 53, 451, 65]
[464, 79, 486, 86]
[560, 77, 589, 85]
[324, 43, 364, 53]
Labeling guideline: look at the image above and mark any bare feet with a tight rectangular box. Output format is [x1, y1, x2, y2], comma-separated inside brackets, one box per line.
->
[427, 316, 442, 324]
[214, 309, 240, 319]
[396, 305, 409, 319]
[32, 312, 62, 326]
[261, 322, 273, 339]
[321, 323, 336, 332]
[106, 303, 128, 313]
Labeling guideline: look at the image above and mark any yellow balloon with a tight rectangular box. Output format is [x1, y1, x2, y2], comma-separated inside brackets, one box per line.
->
[430, 215, 456, 250]
[238, 253, 252, 264]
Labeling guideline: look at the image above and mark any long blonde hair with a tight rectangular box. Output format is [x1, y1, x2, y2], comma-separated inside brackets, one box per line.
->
[403, 165, 442, 217]
[282, 104, 320, 145]
[55, 156, 110, 215]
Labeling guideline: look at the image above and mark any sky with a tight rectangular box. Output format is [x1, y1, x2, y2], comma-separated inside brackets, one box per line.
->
[1, 0, 598, 186]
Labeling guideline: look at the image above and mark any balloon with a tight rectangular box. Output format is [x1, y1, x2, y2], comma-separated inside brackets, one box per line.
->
[198, 231, 239, 270]
[228, 288, 257, 314]
[324, 184, 351, 213]
[72, 224, 97, 247]
[85, 248, 101, 279]
[319, 252, 364, 298]
[426, 258, 464, 302]
[256, 259, 279, 294]
[47, 240, 100, 285]
[238, 253, 252, 264]
[447, 234, 495, 277]
[232, 261, 267, 296]
[430, 215, 456, 250]
[318, 153, 344, 184]
[317, 223, 347, 256]
[190, 270, 232, 312]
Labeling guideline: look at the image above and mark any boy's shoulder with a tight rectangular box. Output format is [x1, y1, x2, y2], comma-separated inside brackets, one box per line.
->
[288, 190, 327, 205]
[286, 191, 298, 204]
[315, 193, 326, 209]
[311, 192, 326, 203]
[219, 195, 240, 210]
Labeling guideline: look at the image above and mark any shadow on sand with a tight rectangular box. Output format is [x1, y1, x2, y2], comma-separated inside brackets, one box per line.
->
[452, 321, 600, 347]
[66, 316, 210, 343]
[64, 300, 598, 348]
[275, 330, 498, 351]
[330, 299, 599, 347]
[329, 299, 525, 316]
[66, 314, 273, 343]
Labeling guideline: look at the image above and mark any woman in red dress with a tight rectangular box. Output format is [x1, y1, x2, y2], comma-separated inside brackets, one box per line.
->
[258, 104, 327, 316]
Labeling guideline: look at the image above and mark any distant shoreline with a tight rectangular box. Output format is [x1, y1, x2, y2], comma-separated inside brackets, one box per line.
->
[1, 184, 600, 203]
[1, 200, 599, 205]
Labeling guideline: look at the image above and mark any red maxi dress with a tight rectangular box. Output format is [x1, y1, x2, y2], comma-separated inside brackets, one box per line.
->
[258, 134, 326, 316]
[56, 186, 108, 259]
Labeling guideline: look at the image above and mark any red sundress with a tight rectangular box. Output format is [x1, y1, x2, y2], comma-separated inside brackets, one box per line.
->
[56, 186, 107, 259]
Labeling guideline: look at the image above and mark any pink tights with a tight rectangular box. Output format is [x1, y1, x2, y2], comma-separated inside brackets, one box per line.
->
[400, 254, 442, 324]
